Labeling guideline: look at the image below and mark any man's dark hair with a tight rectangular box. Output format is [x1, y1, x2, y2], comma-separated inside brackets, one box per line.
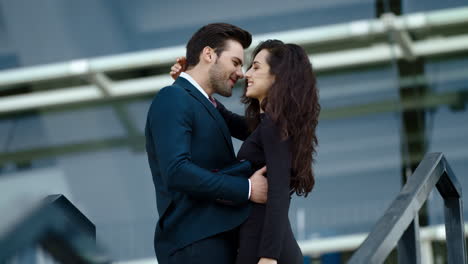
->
[185, 23, 252, 68]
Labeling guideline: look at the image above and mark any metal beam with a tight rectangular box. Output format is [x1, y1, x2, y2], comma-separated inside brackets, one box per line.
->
[0, 75, 171, 115]
[0, 7, 466, 115]
[312, 33, 468, 72]
[0, 33, 467, 116]
[0, 88, 466, 165]
[0, 5, 467, 88]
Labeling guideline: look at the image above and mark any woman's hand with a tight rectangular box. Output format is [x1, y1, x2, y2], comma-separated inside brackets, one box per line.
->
[169, 56, 187, 80]
[258, 257, 277, 264]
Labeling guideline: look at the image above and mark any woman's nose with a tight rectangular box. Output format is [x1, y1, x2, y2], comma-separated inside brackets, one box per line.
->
[245, 69, 252, 78]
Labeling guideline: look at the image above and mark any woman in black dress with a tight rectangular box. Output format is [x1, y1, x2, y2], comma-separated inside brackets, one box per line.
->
[170, 40, 320, 264]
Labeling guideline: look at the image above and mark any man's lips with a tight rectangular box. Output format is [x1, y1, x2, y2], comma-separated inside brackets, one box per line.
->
[229, 78, 237, 86]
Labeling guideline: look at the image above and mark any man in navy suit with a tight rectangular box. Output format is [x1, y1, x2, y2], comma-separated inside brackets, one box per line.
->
[145, 23, 268, 264]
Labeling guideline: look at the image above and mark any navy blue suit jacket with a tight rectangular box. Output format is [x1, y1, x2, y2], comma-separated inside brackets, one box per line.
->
[145, 77, 251, 262]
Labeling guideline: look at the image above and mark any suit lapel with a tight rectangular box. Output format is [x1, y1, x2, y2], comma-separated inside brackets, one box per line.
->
[174, 78, 235, 156]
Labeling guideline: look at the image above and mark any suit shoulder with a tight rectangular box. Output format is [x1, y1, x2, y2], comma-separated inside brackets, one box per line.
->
[155, 85, 189, 101]
[150, 85, 191, 109]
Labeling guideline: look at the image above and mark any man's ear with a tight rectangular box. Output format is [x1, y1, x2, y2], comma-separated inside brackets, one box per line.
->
[201, 46, 216, 63]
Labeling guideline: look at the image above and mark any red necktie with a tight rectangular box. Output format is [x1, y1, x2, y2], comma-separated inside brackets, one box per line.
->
[209, 96, 217, 108]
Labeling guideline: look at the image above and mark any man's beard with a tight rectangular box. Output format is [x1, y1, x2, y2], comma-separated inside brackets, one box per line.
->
[208, 61, 233, 97]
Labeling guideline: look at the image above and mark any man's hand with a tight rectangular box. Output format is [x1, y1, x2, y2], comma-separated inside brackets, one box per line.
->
[258, 257, 277, 264]
[169, 56, 187, 80]
[249, 166, 267, 204]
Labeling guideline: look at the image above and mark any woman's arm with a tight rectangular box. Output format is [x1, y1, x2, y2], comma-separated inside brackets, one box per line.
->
[215, 100, 250, 141]
[257, 116, 292, 261]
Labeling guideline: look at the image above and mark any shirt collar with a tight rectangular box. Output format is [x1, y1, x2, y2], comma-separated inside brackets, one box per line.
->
[179, 72, 209, 99]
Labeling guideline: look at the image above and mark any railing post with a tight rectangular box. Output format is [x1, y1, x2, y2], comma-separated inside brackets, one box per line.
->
[348, 154, 466, 263]
[397, 214, 421, 264]
[444, 197, 467, 263]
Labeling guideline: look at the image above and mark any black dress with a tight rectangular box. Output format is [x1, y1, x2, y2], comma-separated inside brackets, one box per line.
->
[217, 103, 303, 264]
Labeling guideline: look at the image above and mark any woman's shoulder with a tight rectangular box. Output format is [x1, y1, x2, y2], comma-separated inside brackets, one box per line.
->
[259, 113, 270, 122]
[259, 113, 281, 136]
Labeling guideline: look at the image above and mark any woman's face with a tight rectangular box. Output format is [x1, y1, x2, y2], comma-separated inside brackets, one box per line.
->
[245, 49, 275, 102]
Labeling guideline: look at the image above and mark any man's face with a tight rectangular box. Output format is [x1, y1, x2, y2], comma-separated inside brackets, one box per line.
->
[208, 40, 244, 97]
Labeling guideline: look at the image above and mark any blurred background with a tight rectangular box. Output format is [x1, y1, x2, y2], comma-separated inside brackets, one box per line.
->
[0, 0, 467, 263]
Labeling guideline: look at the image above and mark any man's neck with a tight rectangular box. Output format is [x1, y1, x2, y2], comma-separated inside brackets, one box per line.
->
[185, 69, 213, 96]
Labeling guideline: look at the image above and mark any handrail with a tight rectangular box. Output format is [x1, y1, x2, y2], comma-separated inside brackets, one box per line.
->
[43, 194, 96, 239]
[0, 194, 110, 263]
[348, 152, 467, 263]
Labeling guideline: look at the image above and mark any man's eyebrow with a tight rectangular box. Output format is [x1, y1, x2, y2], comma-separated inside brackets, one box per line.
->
[233, 57, 243, 66]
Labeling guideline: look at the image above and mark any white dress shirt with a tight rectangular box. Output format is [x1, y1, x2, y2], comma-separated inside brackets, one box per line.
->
[180, 72, 209, 99]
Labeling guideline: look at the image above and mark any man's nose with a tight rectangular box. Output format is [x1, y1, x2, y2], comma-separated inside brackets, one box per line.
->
[237, 68, 244, 79]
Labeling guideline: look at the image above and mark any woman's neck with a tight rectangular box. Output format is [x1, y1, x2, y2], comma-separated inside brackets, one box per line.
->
[259, 97, 265, 113]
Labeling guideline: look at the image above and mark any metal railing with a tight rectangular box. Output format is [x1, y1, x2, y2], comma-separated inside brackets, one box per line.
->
[0, 194, 110, 264]
[348, 152, 467, 263]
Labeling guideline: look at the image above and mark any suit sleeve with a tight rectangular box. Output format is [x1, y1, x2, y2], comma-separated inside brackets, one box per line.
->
[148, 87, 250, 205]
[257, 117, 292, 259]
[215, 100, 250, 141]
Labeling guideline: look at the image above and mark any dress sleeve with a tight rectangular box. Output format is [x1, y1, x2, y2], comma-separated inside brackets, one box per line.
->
[215, 100, 250, 141]
[257, 116, 292, 259]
